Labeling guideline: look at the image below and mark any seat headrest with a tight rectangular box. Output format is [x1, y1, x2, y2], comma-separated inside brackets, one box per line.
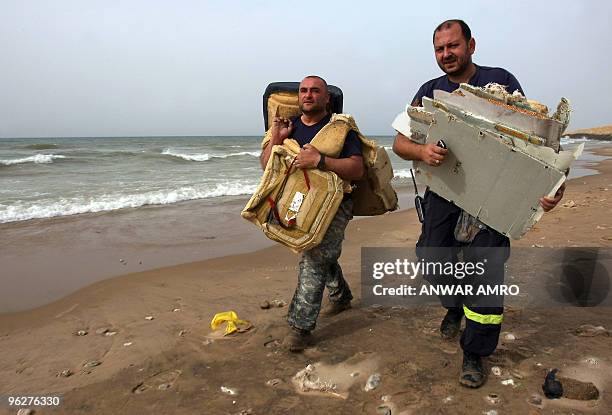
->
[262, 82, 344, 131]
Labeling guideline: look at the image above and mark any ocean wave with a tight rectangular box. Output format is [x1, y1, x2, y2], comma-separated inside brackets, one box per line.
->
[0, 154, 66, 166]
[23, 143, 59, 150]
[394, 169, 414, 179]
[0, 181, 258, 223]
[161, 149, 260, 162]
[560, 136, 592, 145]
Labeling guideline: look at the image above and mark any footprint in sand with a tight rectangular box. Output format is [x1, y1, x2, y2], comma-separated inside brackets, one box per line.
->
[132, 369, 182, 394]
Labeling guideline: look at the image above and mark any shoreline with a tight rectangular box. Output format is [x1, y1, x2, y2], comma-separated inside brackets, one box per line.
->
[0, 144, 609, 313]
[0, 147, 610, 414]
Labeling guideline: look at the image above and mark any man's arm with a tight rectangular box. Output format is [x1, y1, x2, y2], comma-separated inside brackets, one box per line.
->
[392, 132, 448, 166]
[295, 144, 364, 181]
[259, 117, 293, 169]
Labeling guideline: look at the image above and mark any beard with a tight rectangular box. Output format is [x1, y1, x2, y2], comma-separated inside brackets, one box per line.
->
[299, 102, 327, 115]
[438, 55, 470, 76]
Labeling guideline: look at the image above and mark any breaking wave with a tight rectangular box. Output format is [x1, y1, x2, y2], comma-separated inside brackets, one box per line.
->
[161, 149, 260, 161]
[0, 154, 66, 166]
[0, 181, 258, 223]
[394, 169, 415, 179]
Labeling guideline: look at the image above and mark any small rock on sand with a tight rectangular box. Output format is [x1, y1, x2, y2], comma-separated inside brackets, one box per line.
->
[17, 409, 35, 415]
[145, 316, 155, 321]
[75, 330, 88, 336]
[259, 300, 271, 310]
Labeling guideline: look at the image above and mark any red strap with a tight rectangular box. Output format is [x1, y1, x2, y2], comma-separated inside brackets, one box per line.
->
[302, 169, 311, 190]
[267, 197, 281, 222]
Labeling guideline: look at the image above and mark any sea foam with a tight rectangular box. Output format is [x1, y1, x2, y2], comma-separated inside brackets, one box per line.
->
[0, 154, 66, 166]
[0, 181, 258, 223]
[161, 149, 260, 161]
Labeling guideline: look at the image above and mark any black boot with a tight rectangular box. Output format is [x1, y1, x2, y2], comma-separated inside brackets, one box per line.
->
[460, 352, 486, 388]
[440, 307, 463, 340]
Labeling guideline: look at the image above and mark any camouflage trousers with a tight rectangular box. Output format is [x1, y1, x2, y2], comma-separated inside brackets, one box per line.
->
[287, 199, 354, 332]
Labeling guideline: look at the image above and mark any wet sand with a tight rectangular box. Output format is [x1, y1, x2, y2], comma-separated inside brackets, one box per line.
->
[0, 147, 611, 415]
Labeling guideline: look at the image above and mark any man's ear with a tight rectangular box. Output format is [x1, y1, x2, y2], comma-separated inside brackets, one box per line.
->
[468, 37, 476, 55]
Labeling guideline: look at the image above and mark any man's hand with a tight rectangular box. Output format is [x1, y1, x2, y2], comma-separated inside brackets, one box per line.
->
[271, 117, 293, 144]
[540, 183, 566, 212]
[419, 143, 448, 166]
[295, 144, 321, 169]
[261, 117, 294, 169]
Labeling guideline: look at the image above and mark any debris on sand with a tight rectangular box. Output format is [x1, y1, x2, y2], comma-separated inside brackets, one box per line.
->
[83, 360, 102, 368]
[364, 373, 381, 392]
[259, 300, 271, 309]
[485, 393, 501, 405]
[542, 368, 563, 399]
[292, 364, 341, 397]
[501, 379, 515, 386]
[74, 330, 88, 336]
[270, 299, 287, 307]
[58, 369, 73, 378]
[573, 324, 610, 337]
[376, 405, 392, 415]
[265, 378, 283, 387]
[491, 366, 502, 377]
[220, 386, 238, 395]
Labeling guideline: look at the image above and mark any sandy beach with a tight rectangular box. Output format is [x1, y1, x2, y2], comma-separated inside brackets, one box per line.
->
[1, 147, 611, 415]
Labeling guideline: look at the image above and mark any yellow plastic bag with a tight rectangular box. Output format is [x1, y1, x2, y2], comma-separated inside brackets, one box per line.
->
[210, 311, 250, 336]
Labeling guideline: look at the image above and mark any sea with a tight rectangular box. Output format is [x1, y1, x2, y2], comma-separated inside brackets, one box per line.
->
[0, 135, 600, 224]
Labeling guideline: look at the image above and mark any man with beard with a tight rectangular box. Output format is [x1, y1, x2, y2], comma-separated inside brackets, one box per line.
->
[392, 20, 565, 387]
[260, 75, 364, 352]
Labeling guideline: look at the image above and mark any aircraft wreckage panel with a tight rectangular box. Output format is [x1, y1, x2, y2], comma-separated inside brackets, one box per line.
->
[414, 108, 573, 240]
[432, 89, 563, 151]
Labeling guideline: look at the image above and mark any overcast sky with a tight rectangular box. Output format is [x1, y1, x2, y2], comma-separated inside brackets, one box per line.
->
[1, 0, 611, 137]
